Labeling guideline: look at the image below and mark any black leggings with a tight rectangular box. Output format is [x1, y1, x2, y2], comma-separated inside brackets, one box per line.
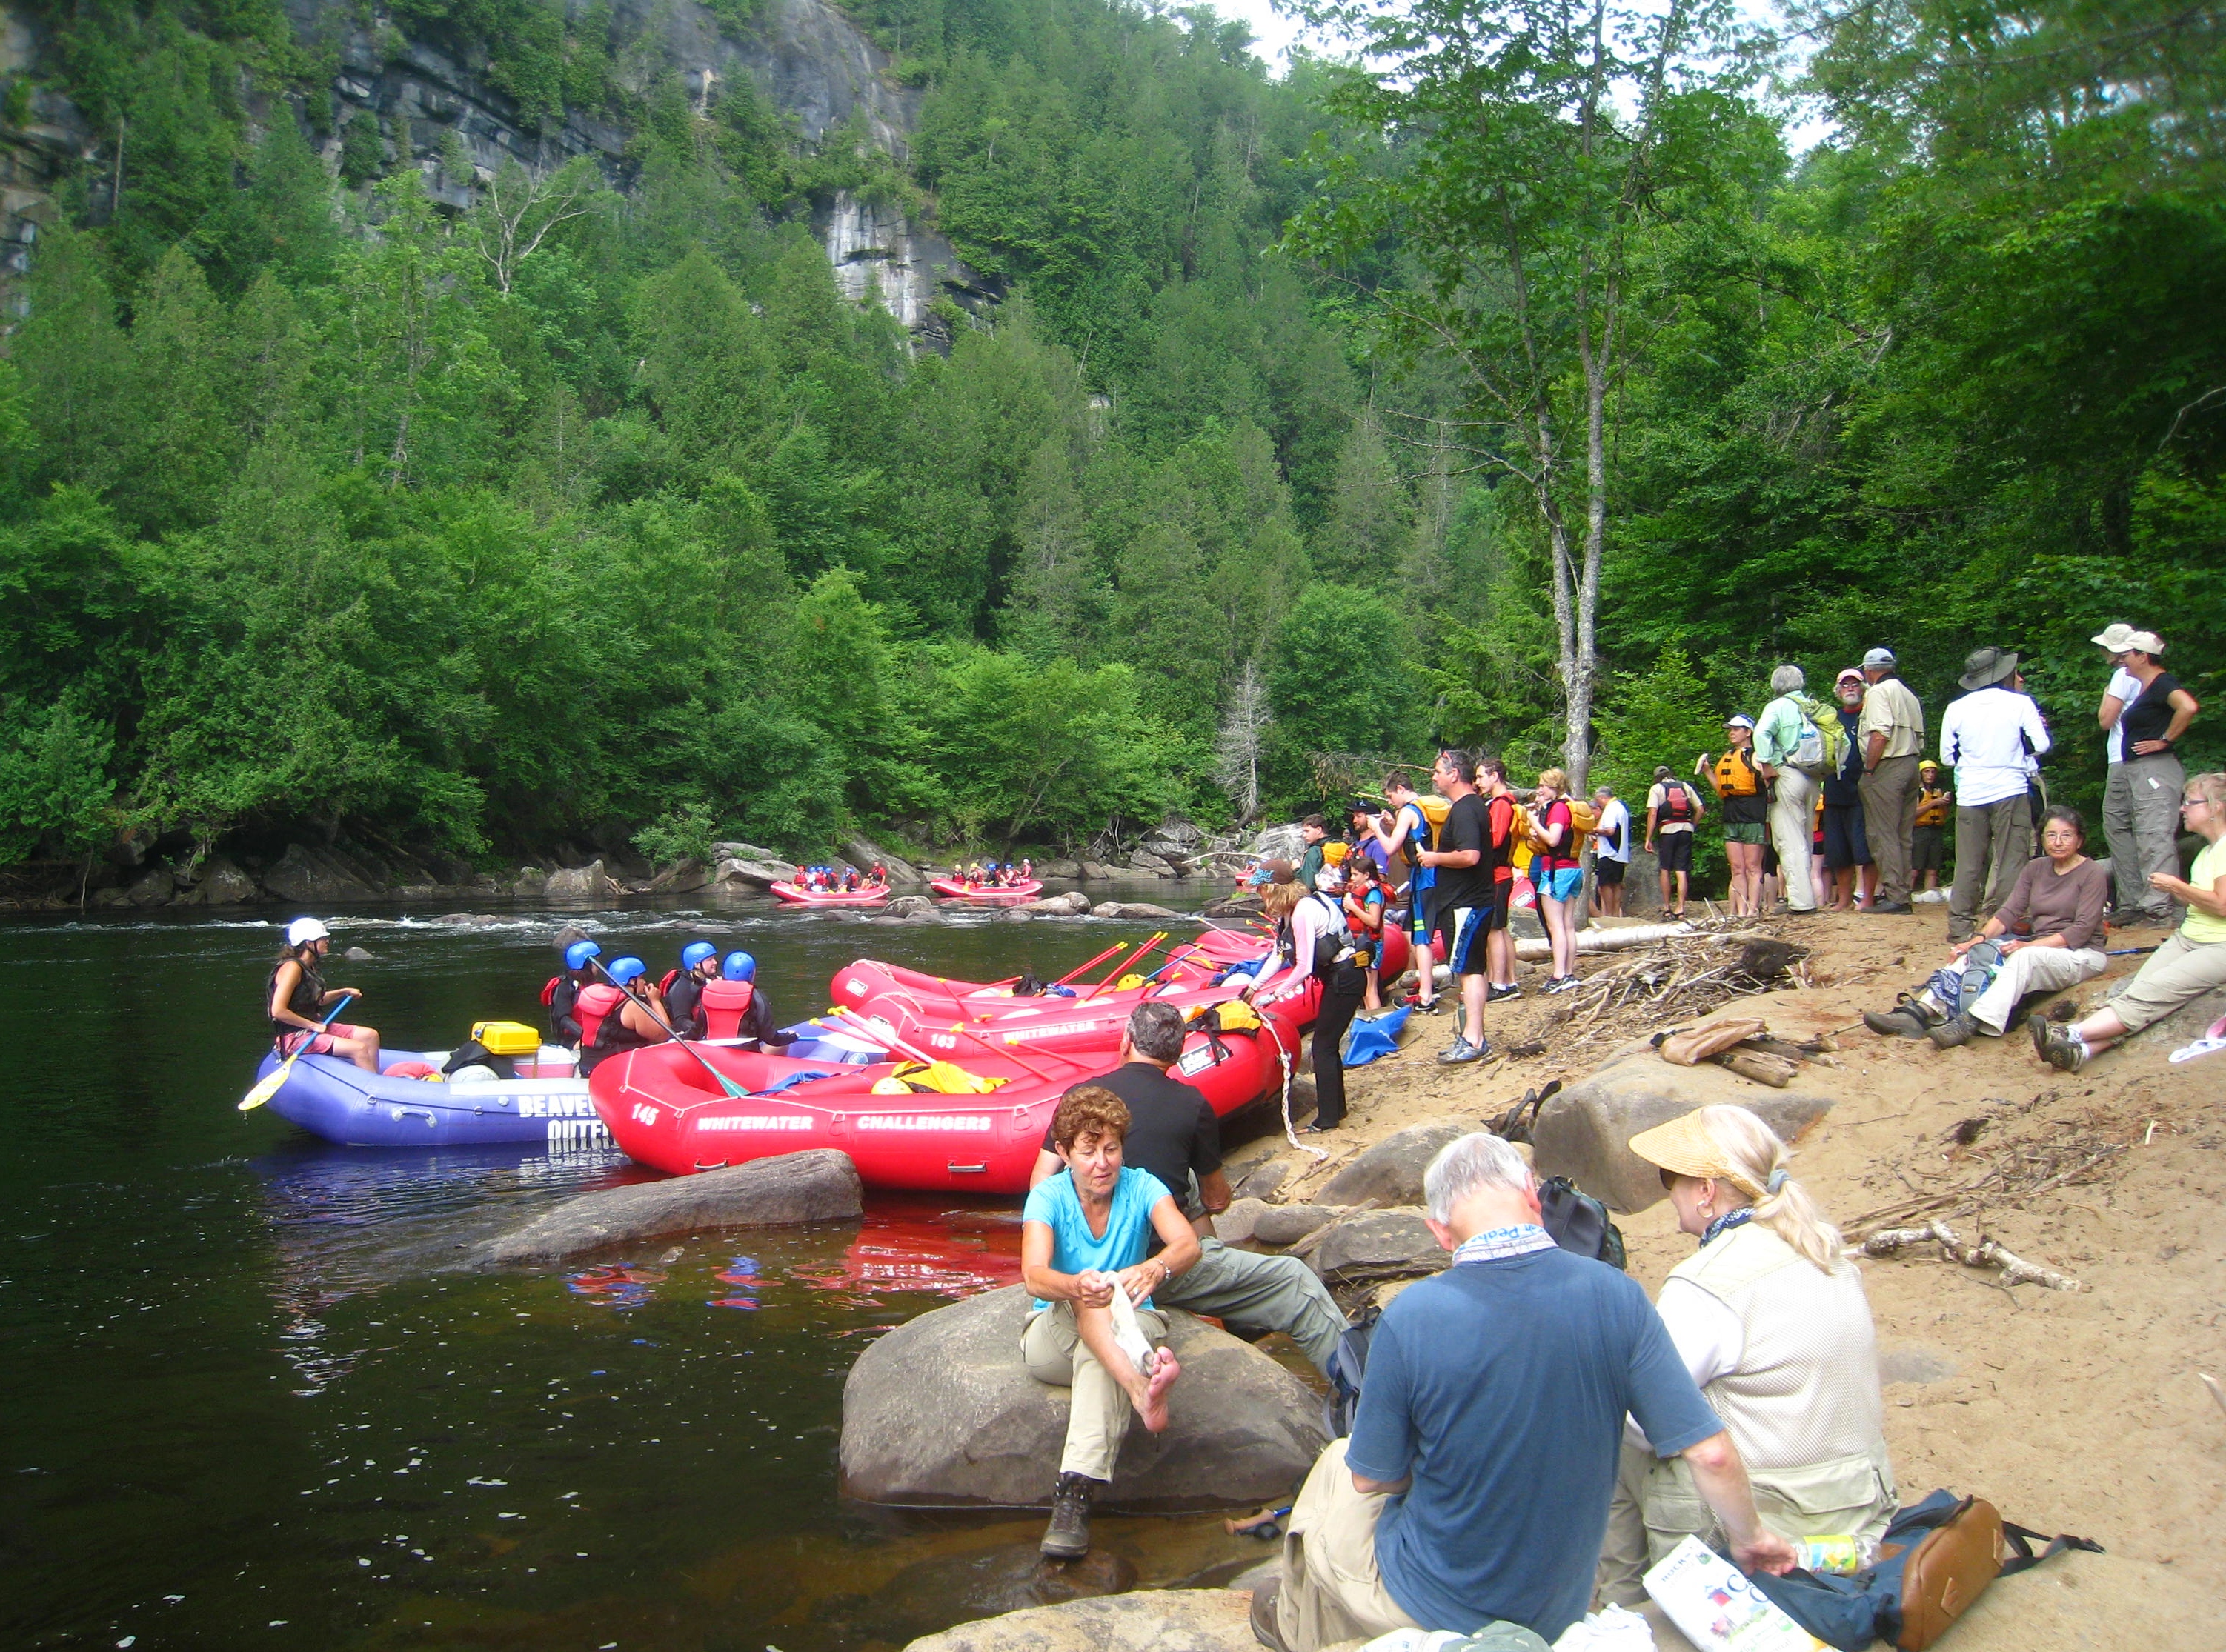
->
[1310, 967, 1368, 1130]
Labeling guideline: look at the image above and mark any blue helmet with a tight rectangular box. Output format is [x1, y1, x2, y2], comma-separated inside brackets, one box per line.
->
[681, 940, 717, 971]
[565, 939, 602, 971]
[606, 955, 647, 986]
[722, 950, 757, 982]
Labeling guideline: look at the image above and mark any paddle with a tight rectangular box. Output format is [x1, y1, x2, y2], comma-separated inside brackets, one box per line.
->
[927, 1013, 1097, 1082]
[1082, 931, 1167, 1001]
[239, 994, 356, 1111]
[829, 1009, 1005, 1093]
[591, 959, 751, 1102]
[1050, 941, 1126, 990]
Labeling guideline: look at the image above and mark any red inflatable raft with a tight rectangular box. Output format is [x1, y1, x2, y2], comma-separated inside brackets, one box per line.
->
[588, 1015, 1301, 1191]
[929, 878, 1043, 901]
[770, 881, 890, 906]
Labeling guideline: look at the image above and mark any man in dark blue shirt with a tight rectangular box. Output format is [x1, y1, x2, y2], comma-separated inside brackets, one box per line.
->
[1255, 1133, 1795, 1651]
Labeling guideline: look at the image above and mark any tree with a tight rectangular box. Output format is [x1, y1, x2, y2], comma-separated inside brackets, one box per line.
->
[1213, 656, 1270, 822]
[471, 156, 601, 296]
[1287, 0, 1761, 789]
[1265, 582, 1412, 808]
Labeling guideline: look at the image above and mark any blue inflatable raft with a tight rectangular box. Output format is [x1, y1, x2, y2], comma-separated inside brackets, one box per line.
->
[255, 1047, 611, 1150]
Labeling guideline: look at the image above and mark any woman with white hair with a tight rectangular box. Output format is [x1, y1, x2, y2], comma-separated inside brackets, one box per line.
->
[1752, 665, 1824, 912]
[1595, 1105, 1895, 1608]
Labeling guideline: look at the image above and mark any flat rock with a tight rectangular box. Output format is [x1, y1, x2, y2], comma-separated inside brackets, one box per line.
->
[711, 855, 790, 888]
[543, 859, 611, 902]
[1018, 891, 1092, 915]
[1092, 901, 1185, 920]
[837, 1546, 1137, 1646]
[902, 1588, 1252, 1652]
[840, 1285, 1326, 1510]
[1318, 1118, 1472, 1208]
[479, 1150, 862, 1266]
[1309, 1209, 1444, 1282]
[1213, 1197, 1269, 1245]
[1532, 1039, 1834, 1214]
[1251, 1204, 1340, 1248]
[2147, 984, 2226, 1048]
[1231, 1158, 1289, 1202]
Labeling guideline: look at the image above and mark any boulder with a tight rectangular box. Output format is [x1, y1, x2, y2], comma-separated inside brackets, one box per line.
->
[177, 856, 259, 905]
[844, 834, 928, 888]
[1531, 1040, 1835, 1214]
[840, 1285, 1326, 1510]
[1213, 1196, 1269, 1246]
[1252, 1204, 1340, 1248]
[543, 859, 611, 902]
[1318, 1119, 1475, 1208]
[885, 894, 943, 921]
[1017, 891, 1092, 916]
[1247, 823, 1306, 864]
[712, 855, 789, 889]
[479, 1150, 863, 1267]
[2145, 984, 2226, 1048]
[1036, 859, 1082, 879]
[1078, 860, 1115, 880]
[1152, 816, 1206, 850]
[511, 867, 548, 899]
[121, 866, 176, 907]
[1091, 901, 1185, 921]
[709, 839, 787, 865]
[647, 857, 710, 893]
[1127, 848, 1180, 876]
[343, 946, 376, 961]
[262, 842, 382, 904]
[1230, 1157, 1289, 1202]
[551, 922, 596, 950]
[1309, 1209, 1444, 1282]
[900, 1588, 1252, 1652]
[431, 912, 505, 927]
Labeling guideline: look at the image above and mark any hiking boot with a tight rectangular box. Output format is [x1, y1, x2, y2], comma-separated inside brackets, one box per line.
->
[1040, 1471, 1100, 1559]
[1927, 1013, 1978, 1049]
[1249, 1576, 1287, 1652]
[2029, 1011, 2056, 1062]
[1487, 983, 1522, 1002]
[1863, 996, 1935, 1039]
[2038, 1023, 2089, 1073]
[1437, 1036, 1488, 1065]
[1868, 900, 1914, 914]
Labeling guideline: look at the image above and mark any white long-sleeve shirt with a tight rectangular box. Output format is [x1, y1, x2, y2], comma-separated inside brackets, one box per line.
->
[1939, 686, 2051, 808]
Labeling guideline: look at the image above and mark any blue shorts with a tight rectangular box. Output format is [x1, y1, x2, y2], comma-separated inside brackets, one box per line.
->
[1541, 866, 1583, 902]
[1403, 882, 1434, 943]
[1432, 904, 1486, 976]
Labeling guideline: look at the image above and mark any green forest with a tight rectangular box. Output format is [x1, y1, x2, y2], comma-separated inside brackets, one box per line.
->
[0, 0, 2218, 874]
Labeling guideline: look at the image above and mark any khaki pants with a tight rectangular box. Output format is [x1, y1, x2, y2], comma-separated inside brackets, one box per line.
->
[1860, 754, 1921, 905]
[1596, 1441, 1898, 1609]
[1160, 1237, 1347, 1372]
[1948, 795, 2030, 941]
[1770, 769, 1819, 911]
[1276, 1440, 1547, 1651]
[2104, 756, 2187, 923]
[1020, 1299, 1167, 1483]
[1933, 945, 2106, 1033]
[2107, 931, 2226, 1036]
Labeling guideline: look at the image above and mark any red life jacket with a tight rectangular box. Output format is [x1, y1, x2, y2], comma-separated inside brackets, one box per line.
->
[702, 979, 756, 1040]
[658, 968, 681, 996]
[574, 983, 625, 1049]
[540, 974, 560, 1007]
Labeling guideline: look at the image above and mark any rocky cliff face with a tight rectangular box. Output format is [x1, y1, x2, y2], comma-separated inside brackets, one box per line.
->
[0, 0, 994, 344]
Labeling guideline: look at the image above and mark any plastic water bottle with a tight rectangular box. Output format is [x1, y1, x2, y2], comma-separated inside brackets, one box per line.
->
[1794, 1534, 1879, 1574]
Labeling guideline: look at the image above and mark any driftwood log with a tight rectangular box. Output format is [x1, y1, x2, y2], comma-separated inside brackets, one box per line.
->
[1861, 1219, 2082, 1291]
[1715, 1048, 1799, 1088]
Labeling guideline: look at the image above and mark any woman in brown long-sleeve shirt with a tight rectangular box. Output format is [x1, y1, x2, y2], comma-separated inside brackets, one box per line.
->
[1864, 807, 2110, 1048]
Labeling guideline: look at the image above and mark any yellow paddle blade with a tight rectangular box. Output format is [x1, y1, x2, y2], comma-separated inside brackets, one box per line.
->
[238, 1066, 287, 1111]
[1114, 973, 1147, 990]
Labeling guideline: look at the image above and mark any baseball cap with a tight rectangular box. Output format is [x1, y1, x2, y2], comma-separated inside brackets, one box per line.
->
[285, 917, 330, 946]
[2090, 622, 2138, 652]
[2126, 629, 2165, 655]
[1724, 713, 1755, 730]
[1835, 666, 1866, 685]
[1861, 647, 1896, 670]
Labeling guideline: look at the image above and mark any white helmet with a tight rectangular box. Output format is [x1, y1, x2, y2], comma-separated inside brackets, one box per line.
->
[286, 917, 331, 946]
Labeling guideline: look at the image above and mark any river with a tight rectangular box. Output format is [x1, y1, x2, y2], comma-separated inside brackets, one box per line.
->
[1, 896, 1286, 1650]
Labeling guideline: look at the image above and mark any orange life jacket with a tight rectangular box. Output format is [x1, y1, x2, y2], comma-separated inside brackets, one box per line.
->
[1915, 787, 1950, 828]
[1713, 748, 1762, 798]
[702, 979, 757, 1041]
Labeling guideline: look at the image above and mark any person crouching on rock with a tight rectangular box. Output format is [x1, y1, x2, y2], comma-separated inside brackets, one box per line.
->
[1021, 1083, 1197, 1559]
[268, 917, 381, 1073]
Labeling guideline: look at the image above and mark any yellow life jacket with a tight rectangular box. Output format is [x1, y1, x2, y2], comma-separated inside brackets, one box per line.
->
[1915, 787, 1950, 829]
[1714, 747, 1763, 798]
[869, 1060, 1007, 1096]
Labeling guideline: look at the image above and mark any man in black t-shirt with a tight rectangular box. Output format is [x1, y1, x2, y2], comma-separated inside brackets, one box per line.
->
[1029, 1002, 1348, 1372]
[1417, 750, 1495, 1065]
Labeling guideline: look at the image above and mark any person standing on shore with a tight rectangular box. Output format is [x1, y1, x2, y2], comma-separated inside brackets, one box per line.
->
[1416, 751, 1495, 1065]
[2096, 627, 2201, 927]
[1589, 784, 1631, 917]
[1910, 763, 1951, 899]
[1372, 775, 1441, 1014]
[1754, 666, 1824, 913]
[1856, 647, 1925, 913]
[1938, 647, 2052, 942]
[1644, 765, 1704, 919]
[1700, 717, 1766, 917]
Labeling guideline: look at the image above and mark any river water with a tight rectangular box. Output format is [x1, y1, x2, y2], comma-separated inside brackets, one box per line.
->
[1, 896, 1285, 1650]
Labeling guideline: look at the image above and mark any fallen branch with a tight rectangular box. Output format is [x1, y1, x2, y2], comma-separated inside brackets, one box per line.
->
[1861, 1219, 2082, 1291]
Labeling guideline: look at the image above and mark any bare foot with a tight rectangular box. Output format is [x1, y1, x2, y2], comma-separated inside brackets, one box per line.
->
[1136, 1350, 1180, 1432]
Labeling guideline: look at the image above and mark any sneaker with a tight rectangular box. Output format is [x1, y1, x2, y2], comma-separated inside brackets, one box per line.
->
[1487, 983, 1522, 1002]
[1863, 996, 1935, 1039]
[1927, 1013, 1978, 1049]
[2038, 1023, 2089, 1073]
[1040, 1471, 1100, 1558]
[1437, 1036, 1488, 1065]
[1543, 974, 1581, 994]
[1405, 995, 1446, 1015]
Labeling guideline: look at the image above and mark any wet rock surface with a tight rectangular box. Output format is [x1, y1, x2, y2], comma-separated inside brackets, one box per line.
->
[479, 1150, 863, 1267]
[830, 1546, 1138, 1648]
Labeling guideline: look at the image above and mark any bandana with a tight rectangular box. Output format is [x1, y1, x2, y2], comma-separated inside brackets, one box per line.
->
[1700, 1208, 1755, 1248]
[1452, 1224, 1558, 1266]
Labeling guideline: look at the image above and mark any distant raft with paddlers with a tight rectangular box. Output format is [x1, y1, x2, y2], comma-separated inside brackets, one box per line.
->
[585, 999, 1305, 1192]
[929, 876, 1043, 900]
[768, 880, 891, 906]
[251, 1041, 612, 1149]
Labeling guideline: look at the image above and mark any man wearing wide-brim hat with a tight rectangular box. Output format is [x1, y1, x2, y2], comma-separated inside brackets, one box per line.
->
[1936, 647, 2053, 941]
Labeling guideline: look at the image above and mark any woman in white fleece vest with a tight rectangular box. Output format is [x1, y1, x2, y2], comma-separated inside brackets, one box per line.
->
[1595, 1105, 1896, 1607]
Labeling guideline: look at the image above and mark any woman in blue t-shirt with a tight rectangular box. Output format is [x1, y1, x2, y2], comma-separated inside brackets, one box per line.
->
[1020, 1084, 1200, 1559]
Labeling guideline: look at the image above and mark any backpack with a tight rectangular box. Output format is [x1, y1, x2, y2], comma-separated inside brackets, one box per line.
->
[1321, 1303, 1382, 1438]
[1788, 695, 1841, 776]
[1307, 893, 1354, 979]
[1658, 779, 1697, 823]
[1564, 797, 1598, 848]
[1538, 1176, 1627, 1268]
[1750, 1490, 2102, 1651]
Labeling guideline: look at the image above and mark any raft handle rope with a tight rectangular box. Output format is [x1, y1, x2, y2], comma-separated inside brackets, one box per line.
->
[1256, 1005, 1326, 1162]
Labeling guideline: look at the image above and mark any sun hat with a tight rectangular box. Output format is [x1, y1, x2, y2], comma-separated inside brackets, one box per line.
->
[1724, 713, 1756, 730]
[1861, 647, 1896, 670]
[1627, 1111, 1779, 1201]
[2090, 622, 2138, 652]
[285, 917, 330, 946]
[1958, 646, 2019, 690]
